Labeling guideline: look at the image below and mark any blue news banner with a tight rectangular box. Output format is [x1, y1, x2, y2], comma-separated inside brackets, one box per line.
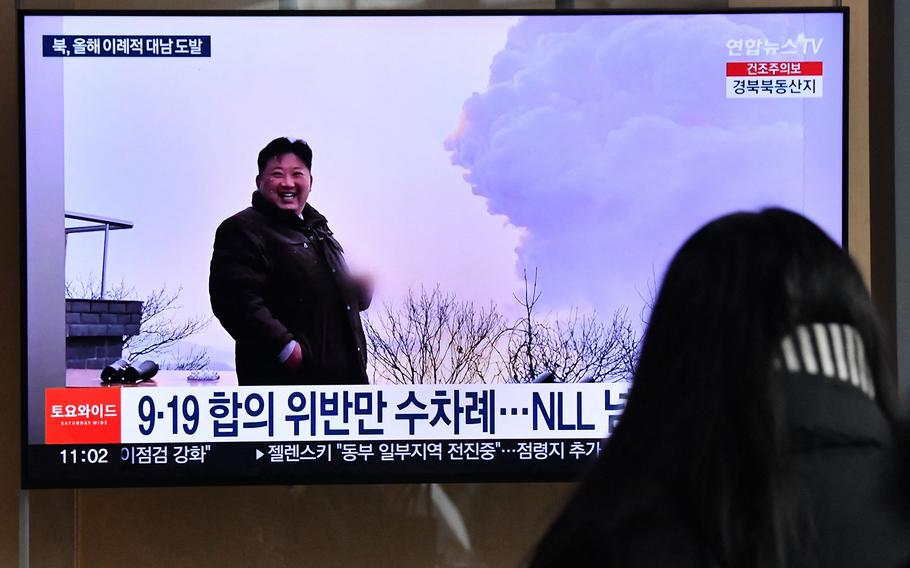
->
[28, 383, 629, 488]
[42, 35, 211, 57]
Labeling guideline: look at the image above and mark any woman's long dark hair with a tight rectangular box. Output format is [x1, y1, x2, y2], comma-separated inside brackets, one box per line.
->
[531, 208, 897, 567]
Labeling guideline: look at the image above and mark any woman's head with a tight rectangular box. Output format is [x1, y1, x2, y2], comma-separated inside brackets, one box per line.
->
[544, 208, 896, 567]
[632, 207, 893, 432]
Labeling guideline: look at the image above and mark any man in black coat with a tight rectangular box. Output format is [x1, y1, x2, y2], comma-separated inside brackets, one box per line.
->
[209, 137, 370, 386]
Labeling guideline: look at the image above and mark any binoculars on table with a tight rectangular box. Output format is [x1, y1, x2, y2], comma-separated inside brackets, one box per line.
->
[531, 370, 596, 384]
[100, 359, 159, 384]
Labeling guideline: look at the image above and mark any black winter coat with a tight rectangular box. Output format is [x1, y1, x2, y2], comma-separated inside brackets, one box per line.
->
[531, 358, 910, 567]
[209, 192, 369, 385]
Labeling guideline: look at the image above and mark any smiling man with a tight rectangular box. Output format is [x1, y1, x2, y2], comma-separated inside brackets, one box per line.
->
[209, 137, 370, 385]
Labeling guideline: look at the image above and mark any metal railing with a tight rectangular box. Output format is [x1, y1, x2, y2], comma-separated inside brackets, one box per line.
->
[65, 211, 134, 299]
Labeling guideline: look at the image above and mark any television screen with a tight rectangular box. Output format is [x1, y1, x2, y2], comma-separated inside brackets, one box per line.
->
[20, 9, 846, 488]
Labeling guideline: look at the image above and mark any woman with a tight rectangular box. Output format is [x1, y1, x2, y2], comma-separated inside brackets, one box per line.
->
[531, 209, 910, 567]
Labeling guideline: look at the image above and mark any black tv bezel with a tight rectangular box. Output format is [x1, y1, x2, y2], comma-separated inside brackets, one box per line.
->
[18, 7, 850, 489]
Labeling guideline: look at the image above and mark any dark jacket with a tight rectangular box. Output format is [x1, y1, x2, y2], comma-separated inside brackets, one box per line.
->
[780, 373, 910, 568]
[530, 345, 910, 567]
[209, 191, 369, 385]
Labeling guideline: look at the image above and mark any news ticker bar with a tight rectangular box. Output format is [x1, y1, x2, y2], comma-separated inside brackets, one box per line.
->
[25, 438, 604, 488]
[46, 383, 630, 445]
[42, 35, 211, 57]
[724, 61, 824, 99]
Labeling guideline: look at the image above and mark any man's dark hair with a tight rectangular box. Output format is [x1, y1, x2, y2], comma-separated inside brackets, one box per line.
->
[532, 208, 897, 568]
[257, 137, 313, 174]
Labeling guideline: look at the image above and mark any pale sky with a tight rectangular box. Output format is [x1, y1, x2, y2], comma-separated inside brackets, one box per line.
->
[55, 15, 527, 361]
[23, 13, 845, 367]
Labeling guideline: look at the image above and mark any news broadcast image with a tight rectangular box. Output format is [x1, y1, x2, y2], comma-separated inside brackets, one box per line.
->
[21, 11, 845, 487]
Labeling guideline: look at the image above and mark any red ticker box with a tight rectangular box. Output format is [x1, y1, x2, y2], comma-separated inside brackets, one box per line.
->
[725, 61, 822, 77]
[45, 388, 121, 444]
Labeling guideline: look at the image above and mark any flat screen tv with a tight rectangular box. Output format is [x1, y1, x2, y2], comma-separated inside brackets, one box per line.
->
[20, 8, 847, 488]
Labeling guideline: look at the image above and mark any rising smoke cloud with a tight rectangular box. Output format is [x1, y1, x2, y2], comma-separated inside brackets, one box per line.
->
[445, 14, 830, 321]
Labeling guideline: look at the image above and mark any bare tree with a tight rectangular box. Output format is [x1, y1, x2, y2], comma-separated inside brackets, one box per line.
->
[498, 268, 545, 382]
[364, 272, 640, 385]
[364, 286, 506, 384]
[65, 276, 128, 301]
[636, 264, 660, 329]
[535, 308, 637, 383]
[66, 276, 211, 370]
[500, 270, 639, 383]
[122, 286, 210, 366]
[167, 346, 212, 371]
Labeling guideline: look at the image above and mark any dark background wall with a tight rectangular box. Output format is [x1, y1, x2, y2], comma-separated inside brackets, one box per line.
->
[0, 1, 887, 567]
[894, 1, 910, 413]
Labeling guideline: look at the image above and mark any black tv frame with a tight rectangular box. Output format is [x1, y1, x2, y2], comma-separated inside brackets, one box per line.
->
[19, 7, 850, 489]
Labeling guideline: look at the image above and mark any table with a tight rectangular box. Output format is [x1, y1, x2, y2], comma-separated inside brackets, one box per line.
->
[65, 368, 239, 388]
